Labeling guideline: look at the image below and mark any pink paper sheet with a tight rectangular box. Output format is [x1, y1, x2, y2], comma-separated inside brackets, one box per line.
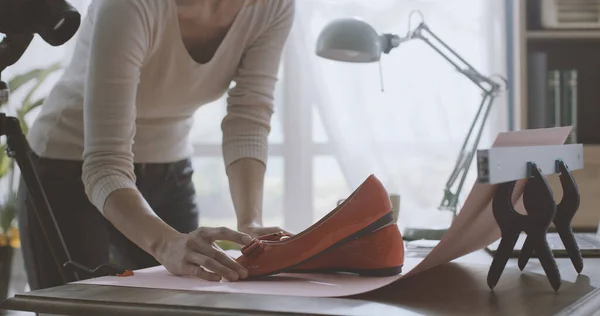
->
[75, 127, 573, 297]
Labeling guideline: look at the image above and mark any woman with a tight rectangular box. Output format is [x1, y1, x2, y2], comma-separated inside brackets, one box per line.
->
[17, 0, 294, 290]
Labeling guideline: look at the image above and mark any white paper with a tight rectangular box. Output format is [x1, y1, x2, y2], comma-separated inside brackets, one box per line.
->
[74, 127, 573, 297]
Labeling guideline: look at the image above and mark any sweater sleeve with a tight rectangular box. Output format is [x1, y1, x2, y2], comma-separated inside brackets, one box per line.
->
[222, 0, 295, 168]
[81, 0, 151, 213]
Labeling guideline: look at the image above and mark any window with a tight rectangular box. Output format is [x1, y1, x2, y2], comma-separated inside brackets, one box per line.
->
[187, 0, 508, 234]
[189, 94, 288, 229]
[7, 0, 508, 236]
[190, 156, 284, 228]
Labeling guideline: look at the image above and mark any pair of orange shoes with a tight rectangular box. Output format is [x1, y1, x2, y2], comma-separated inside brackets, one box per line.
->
[235, 175, 405, 278]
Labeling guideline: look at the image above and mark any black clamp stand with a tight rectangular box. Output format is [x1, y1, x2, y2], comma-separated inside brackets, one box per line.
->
[0, 113, 131, 284]
[486, 160, 583, 291]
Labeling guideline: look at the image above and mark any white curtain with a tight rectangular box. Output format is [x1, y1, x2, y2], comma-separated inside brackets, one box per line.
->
[1, 0, 509, 232]
[287, 0, 508, 230]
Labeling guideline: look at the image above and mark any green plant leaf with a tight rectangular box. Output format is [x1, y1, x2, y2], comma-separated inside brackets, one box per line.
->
[7, 69, 43, 93]
[17, 97, 45, 135]
[8, 62, 63, 135]
[214, 240, 242, 251]
[0, 146, 9, 179]
[21, 62, 62, 108]
[0, 195, 17, 234]
[19, 97, 45, 120]
[0, 69, 41, 112]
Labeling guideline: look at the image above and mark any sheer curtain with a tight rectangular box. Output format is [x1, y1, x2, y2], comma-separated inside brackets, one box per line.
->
[1, 0, 509, 233]
[287, 0, 508, 230]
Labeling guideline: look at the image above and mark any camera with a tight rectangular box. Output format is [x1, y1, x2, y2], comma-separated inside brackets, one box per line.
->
[0, 0, 80, 46]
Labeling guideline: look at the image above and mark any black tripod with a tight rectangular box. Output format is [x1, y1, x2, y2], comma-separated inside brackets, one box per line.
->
[0, 113, 131, 284]
[0, 0, 130, 287]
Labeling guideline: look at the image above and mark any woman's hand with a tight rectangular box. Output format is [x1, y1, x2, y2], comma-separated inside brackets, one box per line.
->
[238, 223, 292, 238]
[155, 226, 253, 282]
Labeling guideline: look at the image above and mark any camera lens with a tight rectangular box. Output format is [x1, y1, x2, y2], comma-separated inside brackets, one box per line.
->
[36, 0, 80, 46]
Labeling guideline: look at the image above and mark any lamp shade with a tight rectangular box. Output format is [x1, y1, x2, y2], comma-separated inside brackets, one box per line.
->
[316, 18, 382, 63]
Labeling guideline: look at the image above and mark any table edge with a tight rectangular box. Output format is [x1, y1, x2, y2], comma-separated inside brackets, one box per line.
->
[0, 294, 317, 316]
[4, 279, 600, 316]
[556, 287, 600, 316]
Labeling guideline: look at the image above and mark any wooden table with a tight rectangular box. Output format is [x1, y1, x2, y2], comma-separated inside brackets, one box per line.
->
[2, 250, 600, 316]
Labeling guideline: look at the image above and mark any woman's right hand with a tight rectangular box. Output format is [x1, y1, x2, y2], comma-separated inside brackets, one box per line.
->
[155, 226, 253, 282]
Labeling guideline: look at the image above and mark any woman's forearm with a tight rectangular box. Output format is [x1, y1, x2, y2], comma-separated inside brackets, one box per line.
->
[102, 187, 252, 282]
[103, 188, 180, 258]
[226, 158, 266, 229]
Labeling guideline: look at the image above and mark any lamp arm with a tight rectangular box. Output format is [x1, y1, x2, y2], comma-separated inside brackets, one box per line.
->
[384, 18, 506, 216]
[410, 23, 500, 91]
[440, 91, 498, 215]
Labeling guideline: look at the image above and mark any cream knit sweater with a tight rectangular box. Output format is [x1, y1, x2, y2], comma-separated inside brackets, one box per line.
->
[27, 0, 295, 213]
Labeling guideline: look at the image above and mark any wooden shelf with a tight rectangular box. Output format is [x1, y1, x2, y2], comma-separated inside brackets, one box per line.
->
[517, 0, 600, 230]
[527, 30, 600, 40]
[583, 144, 600, 165]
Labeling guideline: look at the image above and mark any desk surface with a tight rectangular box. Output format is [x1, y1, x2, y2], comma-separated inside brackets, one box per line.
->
[3, 251, 600, 316]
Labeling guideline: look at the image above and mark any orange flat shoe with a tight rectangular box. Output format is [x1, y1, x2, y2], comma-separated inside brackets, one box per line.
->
[256, 224, 404, 276]
[236, 174, 395, 277]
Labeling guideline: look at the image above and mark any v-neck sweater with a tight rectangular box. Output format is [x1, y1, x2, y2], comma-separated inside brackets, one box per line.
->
[27, 0, 295, 213]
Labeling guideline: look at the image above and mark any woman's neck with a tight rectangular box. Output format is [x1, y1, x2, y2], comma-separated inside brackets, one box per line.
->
[175, 0, 244, 26]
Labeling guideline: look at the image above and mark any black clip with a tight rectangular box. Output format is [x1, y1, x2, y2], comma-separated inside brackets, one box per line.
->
[487, 162, 564, 291]
[518, 159, 583, 274]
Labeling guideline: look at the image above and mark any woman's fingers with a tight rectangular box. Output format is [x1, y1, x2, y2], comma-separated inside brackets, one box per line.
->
[265, 226, 292, 236]
[183, 263, 221, 282]
[209, 245, 249, 279]
[185, 252, 240, 281]
[195, 227, 251, 278]
[186, 231, 249, 279]
[203, 256, 241, 281]
[197, 226, 253, 245]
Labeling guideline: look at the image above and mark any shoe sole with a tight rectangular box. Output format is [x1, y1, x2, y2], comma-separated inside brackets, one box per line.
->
[288, 265, 403, 277]
[246, 211, 397, 278]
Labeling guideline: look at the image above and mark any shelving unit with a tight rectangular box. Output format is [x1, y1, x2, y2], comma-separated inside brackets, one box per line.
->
[510, 0, 600, 231]
[527, 30, 600, 40]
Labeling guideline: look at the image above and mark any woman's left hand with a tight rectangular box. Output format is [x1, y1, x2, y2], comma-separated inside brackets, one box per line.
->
[238, 224, 292, 239]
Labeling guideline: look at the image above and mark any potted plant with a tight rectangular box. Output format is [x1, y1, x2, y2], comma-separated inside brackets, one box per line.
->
[0, 62, 62, 301]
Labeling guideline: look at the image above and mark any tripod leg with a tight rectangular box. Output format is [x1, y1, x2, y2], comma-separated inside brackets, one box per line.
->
[1, 115, 77, 284]
[1, 115, 131, 282]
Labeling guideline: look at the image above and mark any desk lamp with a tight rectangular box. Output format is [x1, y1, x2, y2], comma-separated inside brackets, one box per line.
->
[316, 11, 507, 237]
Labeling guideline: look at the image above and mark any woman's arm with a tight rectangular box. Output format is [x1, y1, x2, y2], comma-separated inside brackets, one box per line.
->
[103, 188, 251, 282]
[82, 0, 162, 251]
[82, 0, 250, 281]
[227, 158, 268, 230]
[223, 0, 295, 237]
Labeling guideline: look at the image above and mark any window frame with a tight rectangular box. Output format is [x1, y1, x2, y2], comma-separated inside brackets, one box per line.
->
[191, 47, 337, 232]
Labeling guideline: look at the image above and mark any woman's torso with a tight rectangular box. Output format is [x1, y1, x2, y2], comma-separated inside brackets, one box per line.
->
[28, 0, 275, 163]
